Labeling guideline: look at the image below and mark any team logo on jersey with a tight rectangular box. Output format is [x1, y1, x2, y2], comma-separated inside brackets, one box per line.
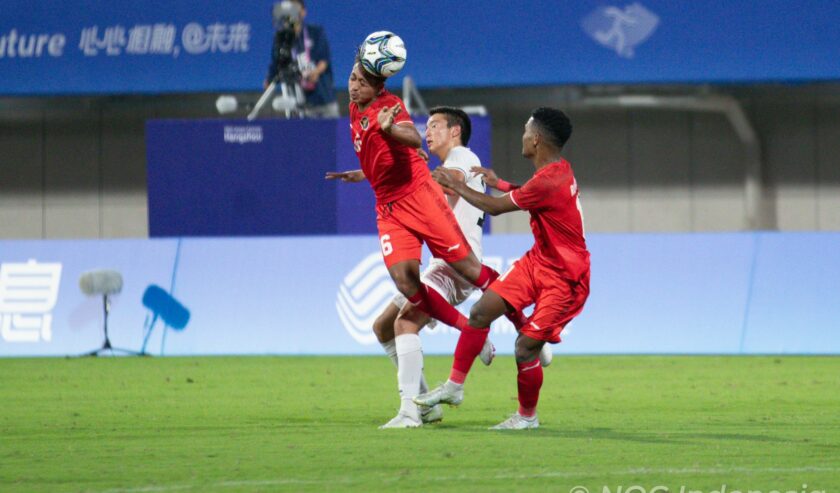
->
[581, 2, 659, 58]
[335, 252, 398, 345]
[360, 116, 369, 131]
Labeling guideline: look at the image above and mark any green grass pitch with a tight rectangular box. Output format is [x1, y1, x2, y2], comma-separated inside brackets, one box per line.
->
[1, 355, 838, 492]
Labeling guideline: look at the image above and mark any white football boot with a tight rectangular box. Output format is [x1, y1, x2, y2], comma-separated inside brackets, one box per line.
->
[420, 404, 444, 424]
[489, 413, 540, 430]
[539, 343, 553, 367]
[479, 338, 496, 366]
[379, 412, 422, 429]
[413, 380, 464, 407]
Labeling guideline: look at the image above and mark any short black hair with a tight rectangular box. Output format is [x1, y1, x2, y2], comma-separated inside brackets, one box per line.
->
[353, 50, 386, 87]
[531, 107, 572, 149]
[429, 106, 472, 146]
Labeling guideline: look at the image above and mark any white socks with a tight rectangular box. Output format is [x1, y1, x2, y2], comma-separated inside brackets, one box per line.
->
[380, 339, 399, 368]
[445, 379, 464, 391]
[382, 334, 429, 418]
[396, 333, 423, 398]
[396, 333, 424, 418]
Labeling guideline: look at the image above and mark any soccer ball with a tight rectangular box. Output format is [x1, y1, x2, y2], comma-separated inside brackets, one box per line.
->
[360, 31, 407, 78]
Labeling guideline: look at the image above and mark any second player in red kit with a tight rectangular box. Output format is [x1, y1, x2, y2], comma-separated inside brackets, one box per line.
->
[416, 107, 591, 430]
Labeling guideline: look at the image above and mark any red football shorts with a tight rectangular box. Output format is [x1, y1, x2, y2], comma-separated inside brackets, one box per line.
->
[376, 179, 472, 268]
[489, 249, 590, 343]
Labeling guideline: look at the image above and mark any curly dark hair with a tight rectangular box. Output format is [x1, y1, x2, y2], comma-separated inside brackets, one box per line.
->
[531, 107, 572, 149]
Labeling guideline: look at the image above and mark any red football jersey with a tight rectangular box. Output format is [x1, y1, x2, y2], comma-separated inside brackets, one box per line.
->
[349, 90, 430, 204]
[509, 159, 590, 281]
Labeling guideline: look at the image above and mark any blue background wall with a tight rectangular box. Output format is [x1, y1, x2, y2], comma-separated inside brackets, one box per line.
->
[146, 116, 493, 237]
[1, 233, 838, 357]
[2, 0, 839, 95]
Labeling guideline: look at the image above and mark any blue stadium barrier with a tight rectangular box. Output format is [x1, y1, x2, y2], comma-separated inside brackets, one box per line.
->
[1, 233, 838, 357]
[145, 116, 493, 236]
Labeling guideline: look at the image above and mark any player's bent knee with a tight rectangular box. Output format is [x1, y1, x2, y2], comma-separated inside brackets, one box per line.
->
[394, 317, 422, 336]
[394, 275, 420, 298]
[468, 304, 493, 329]
[394, 280, 420, 298]
[372, 313, 394, 343]
[387, 260, 423, 296]
[389, 269, 421, 298]
[514, 336, 543, 364]
[514, 344, 540, 364]
[449, 254, 481, 282]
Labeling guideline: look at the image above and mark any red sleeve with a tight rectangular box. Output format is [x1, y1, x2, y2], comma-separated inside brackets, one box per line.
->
[510, 174, 552, 211]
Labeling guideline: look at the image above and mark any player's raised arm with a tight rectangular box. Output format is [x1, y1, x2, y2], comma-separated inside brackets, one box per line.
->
[432, 167, 518, 216]
[325, 169, 366, 183]
[378, 104, 422, 148]
[471, 166, 520, 192]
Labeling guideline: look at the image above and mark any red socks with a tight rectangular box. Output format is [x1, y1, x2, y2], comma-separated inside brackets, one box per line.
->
[408, 284, 468, 330]
[440, 264, 498, 384]
[404, 264, 515, 388]
[516, 358, 543, 417]
[473, 264, 499, 291]
[473, 265, 529, 330]
[448, 325, 490, 384]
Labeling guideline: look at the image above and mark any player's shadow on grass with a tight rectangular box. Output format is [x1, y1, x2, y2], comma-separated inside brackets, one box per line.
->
[442, 425, 788, 445]
[431, 423, 679, 444]
[676, 432, 791, 443]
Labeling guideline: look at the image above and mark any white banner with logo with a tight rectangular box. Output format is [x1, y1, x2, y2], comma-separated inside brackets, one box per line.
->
[1, 233, 839, 357]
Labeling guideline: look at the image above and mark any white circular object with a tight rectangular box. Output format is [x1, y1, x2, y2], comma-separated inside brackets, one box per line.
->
[360, 31, 407, 78]
[272, 94, 298, 111]
[215, 95, 238, 114]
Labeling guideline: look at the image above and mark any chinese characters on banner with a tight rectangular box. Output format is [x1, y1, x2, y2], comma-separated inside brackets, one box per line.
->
[78, 22, 250, 57]
[0, 260, 62, 343]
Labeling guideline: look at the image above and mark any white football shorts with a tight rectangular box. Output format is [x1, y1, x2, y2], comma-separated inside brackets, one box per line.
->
[391, 259, 476, 315]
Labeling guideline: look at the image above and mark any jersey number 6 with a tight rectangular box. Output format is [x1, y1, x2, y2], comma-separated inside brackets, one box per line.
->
[380, 235, 394, 256]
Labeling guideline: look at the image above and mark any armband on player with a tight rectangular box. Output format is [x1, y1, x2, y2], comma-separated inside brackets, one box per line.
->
[495, 179, 519, 192]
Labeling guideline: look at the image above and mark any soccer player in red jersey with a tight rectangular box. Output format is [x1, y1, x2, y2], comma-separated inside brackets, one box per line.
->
[328, 55, 515, 335]
[415, 107, 591, 430]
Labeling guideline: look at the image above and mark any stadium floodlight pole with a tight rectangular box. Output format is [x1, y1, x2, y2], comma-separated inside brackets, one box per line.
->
[402, 76, 428, 115]
[248, 81, 277, 121]
[79, 270, 143, 357]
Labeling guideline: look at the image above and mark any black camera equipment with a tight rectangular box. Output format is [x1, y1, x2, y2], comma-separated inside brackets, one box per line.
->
[249, 1, 306, 119]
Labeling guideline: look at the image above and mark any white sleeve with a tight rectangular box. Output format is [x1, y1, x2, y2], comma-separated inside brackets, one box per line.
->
[442, 147, 479, 181]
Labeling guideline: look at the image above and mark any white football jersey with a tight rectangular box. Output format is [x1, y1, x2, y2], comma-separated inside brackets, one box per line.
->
[439, 146, 486, 262]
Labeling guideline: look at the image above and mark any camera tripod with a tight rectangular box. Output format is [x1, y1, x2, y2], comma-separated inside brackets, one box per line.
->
[82, 293, 143, 357]
[248, 76, 306, 120]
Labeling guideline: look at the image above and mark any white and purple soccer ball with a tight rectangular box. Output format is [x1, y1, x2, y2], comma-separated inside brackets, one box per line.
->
[360, 31, 407, 78]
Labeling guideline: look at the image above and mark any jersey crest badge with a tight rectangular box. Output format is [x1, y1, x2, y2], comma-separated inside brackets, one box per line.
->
[360, 116, 369, 131]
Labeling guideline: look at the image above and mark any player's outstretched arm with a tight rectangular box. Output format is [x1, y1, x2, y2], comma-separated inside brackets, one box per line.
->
[325, 170, 366, 183]
[378, 104, 422, 148]
[471, 166, 520, 192]
[432, 167, 518, 216]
